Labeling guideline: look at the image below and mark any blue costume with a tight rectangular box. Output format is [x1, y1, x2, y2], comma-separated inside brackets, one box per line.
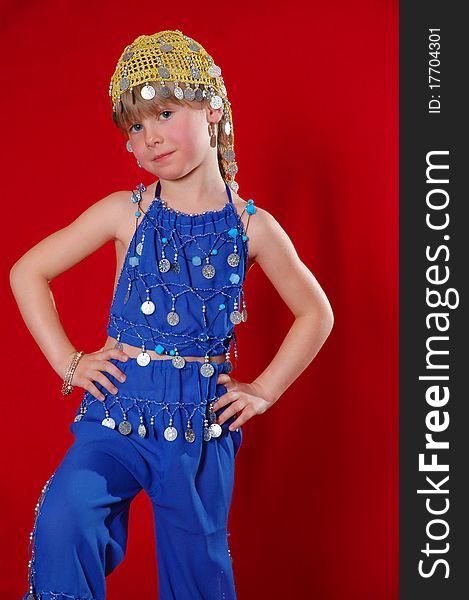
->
[23, 180, 257, 600]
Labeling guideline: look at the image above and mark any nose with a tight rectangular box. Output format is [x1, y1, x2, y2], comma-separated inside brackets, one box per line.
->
[144, 126, 163, 147]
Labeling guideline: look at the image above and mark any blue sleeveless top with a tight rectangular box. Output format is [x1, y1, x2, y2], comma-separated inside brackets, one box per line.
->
[106, 180, 256, 368]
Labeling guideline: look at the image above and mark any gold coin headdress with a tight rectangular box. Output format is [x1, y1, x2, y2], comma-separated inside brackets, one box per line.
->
[109, 29, 239, 193]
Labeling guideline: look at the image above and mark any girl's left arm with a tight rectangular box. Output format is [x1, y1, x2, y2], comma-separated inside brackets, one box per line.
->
[214, 207, 334, 430]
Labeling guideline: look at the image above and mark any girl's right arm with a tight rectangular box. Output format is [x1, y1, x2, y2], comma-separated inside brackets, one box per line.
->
[9, 190, 132, 400]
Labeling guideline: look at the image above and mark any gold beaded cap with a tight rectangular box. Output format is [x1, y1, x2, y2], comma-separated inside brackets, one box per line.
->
[109, 29, 239, 192]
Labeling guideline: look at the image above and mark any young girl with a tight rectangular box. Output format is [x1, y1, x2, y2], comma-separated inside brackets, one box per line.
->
[11, 29, 334, 600]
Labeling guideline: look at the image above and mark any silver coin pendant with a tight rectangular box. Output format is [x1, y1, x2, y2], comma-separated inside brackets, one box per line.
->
[172, 355, 186, 369]
[141, 300, 156, 315]
[200, 362, 215, 378]
[102, 417, 116, 429]
[167, 311, 180, 326]
[118, 420, 132, 435]
[185, 428, 196, 443]
[159, 258, 171, 273]
[227, 252, 240, 267]
[203, 426, 212, 441]
[138, 423, 147, 438]
[137, 352, 151, 367]
[209, 423, 222, 438]
[202, 264, 216, 279]
[230, 310, 243, 324]
[164, 426, 178, 441]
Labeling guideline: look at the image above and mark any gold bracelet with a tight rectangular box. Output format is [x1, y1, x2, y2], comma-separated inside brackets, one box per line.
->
[61, 350, 85, 396]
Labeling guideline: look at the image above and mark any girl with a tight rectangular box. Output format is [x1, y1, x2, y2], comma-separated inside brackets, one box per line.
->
[11, 29, 334, 600]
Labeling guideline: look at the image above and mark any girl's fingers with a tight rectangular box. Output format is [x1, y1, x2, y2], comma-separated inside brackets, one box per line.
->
[103, 360, 127, 383]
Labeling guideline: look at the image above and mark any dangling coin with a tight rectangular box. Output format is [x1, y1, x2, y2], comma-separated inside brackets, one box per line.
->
[123, 287, 131, 304]
[164, 426, 178, 441]
[171, 261, 181, 274]
[114, 340, 124, 350]
[102, 417, 116, 429]
[208, 64, 222, 77]
[223, 148, 235, 162]
[190, 67, 201, 79]
[160, 85, 171, 98]
[209, 95, 223, 109]
[242, 308, 248, 322]
[202, 264, 216, 279]
[157, 67, 170, 78]
[138, 423, 147, 438]
[136, 242, 143, 255]
[119, 76, 129, 91]
[141, 84, 156, 100]
[224, 360, 233, 374]
[188, 41, 200, 52]
[224, 121, 231, 136]
[141, 300, 156, 315]
[227, 252, 240, 267]
[74, 413, 84, 422]
[159, 258, 171, 273]
[185, 428, 196, 443]
[230, 310, 243, 324]
[118, 420, 132, 435]
[203, 426, 212, 441]
[122, 49, 134, 61]
[184, 87, 195, 101]
[209, 423, 222, 438]
[167, 311, 180, 326]
[195, 87, 204, 101]
[137, 352, 151, 366]
[200, 362, 215, 378]
[174, 84, 184, 99]
[172, 355, 186, 369]
[160, 42, 173, 52]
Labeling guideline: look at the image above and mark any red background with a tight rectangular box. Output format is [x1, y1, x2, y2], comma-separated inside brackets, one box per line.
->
[1, 0, 398, 598]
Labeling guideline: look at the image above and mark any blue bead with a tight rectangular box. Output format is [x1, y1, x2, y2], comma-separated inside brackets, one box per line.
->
[155, 344, 165, 354]
[199, 332, 208, 341]
[192, 256, 202, 266]
[162, 237, 167, 243]
[229, 273, 240, 284]
[219, 303, 225, 310]
[246, 204, 256, 215]
[247, 199, 254, 204]
[169, 349, 176, 356]
[228, 227, 238, 238]
[129, 256, 139, 266]
[242, 234, 249, 241]
[211, 248, 218, 255]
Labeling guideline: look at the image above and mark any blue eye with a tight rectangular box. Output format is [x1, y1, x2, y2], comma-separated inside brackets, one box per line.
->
[129, 111, 172, 133]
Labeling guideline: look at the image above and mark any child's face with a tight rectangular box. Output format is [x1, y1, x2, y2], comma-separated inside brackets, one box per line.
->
[127, 102, 221, 177]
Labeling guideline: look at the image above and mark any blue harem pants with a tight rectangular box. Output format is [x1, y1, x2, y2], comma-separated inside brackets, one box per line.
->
[23, 358, 243, 600]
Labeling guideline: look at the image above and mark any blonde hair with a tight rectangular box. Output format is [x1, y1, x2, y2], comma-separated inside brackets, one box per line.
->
[112, 81, 230, 183]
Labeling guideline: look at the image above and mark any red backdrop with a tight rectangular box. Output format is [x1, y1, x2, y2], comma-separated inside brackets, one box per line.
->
[1, 1, 398, 598]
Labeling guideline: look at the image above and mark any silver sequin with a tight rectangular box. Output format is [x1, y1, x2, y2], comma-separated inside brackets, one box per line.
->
[184, 87, 195, 100]
[74, 413, 83, 422]
[138, 423, 147, 438]
[160, 43, 173, 52]
[171, 261, 181, 274]
[119, 77, 129, 91]
[203, 426, 212, 441]
[174, 84, 184, 99]
[242, 308, 248, 322]
[136, 242, 143, 255]
[160, 85, 171, 98]
[208, 65, 222, 77]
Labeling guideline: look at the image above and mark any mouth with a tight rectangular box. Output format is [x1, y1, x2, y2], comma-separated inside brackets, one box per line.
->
[152, 151, 175, 162]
